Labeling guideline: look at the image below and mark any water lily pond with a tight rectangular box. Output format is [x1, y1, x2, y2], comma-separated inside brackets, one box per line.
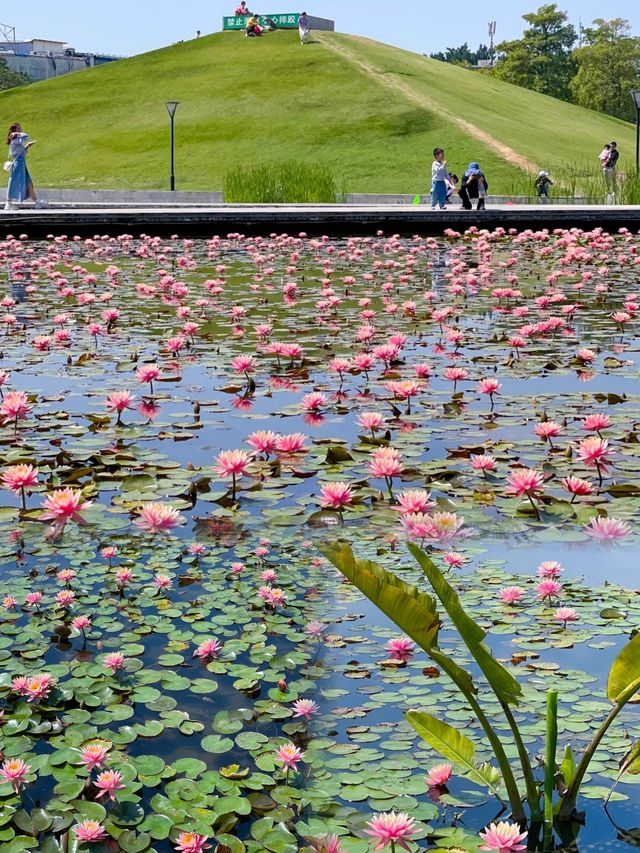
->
[0, 226, 638, 853]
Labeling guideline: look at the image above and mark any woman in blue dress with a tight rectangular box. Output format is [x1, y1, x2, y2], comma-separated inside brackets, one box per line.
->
[5, 123, 45, 210]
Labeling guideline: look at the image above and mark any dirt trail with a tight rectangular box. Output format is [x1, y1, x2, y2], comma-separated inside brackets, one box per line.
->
[317, 34, 539, 174]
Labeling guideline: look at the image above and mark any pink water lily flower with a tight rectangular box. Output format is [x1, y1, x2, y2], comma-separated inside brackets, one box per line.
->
[292, 698, 319, 719]
[104, 390, 134, 423]
[79, 741, 111, 771]
[55, 589, 75, 608]
[555, 607, 579, 628]
[276, 432, 307, 454]
[0, 390, 32, 430]
[103, 652, 126, 673]
[500, 586, 525, 605]
[471, 454, 497, 473]
[478, 377, 501, 398]
[365, 811, 416, 851]
[394, 489, 435, 515]
[194, 638, 222, 660]
[534, 421, 563, 444]
[247, 430, 279, 456]
[425, 763, 453, 787]
[319, 481, 354, 511]
[370, 447, 402, 478]
[275, 742, 304, 771]
[560, 475, 594, 500]
[134, 502, 185, 534]
[582, 413, 610, 433]
[214, 449, 252, 500]
[73, 820, 108, 843]
[357, 411, 384, 434]
[386, 636, 416, 662]
[479, 820, 527, 852]
[175, 832, 212, 853]
[505, 468, 545, 498]
[538, 561, 563, 579]
[536, 579, 562, 602]
[94, 769, 125, 801]
[24, 673, 56, 703]
[585, 516, 631, 540]
[41, 488, 92, 533]
[310, 835, 343, 853]
[302, 392, 327, 412]
[2, 463, 39, 495]
[0, 758, 31, 793]
[136, 363, 161, 393]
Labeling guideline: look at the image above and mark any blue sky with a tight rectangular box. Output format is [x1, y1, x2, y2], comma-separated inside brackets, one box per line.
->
[6, 1, 640, 57]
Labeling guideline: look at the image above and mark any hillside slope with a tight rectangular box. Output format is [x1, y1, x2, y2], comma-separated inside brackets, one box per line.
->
[0, 29, 635, 194]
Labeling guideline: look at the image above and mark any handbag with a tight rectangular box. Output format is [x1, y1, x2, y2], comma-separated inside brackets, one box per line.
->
[3, 160, 13, 173]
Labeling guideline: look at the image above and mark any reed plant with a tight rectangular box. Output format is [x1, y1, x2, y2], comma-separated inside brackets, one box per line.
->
[224, 161, 339, 203]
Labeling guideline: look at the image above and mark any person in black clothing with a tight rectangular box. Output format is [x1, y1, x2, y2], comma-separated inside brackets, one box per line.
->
[604, 141, 619, 202]
[459, 162, 488, 210]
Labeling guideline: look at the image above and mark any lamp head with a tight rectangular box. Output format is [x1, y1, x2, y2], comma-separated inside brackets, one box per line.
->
[165, 101, 180, 118]
[630, 90, 640, 110]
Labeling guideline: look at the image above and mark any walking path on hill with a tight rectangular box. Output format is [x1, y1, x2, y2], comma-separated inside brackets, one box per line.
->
[316, 34, 539, 175]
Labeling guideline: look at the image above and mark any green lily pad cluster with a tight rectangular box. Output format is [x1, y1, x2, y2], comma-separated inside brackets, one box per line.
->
[0, 226, 637, 851]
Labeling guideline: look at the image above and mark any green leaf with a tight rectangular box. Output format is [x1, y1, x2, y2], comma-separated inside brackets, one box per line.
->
[139, 813, 172, 840]
[201, 735, 234, 754]
[560, 745, 576, 787]
[406, 710, 500, 794]
[321, 542, 440, 654]
[408, 543, 522, 705]
[621, 742, 640, 776]
[544, 691, 558, 830]
[607, 632, 640, 703]
[117, 830, 151, 853]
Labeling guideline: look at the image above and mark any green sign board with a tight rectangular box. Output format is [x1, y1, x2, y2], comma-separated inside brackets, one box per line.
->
[223, 13, 301, 30]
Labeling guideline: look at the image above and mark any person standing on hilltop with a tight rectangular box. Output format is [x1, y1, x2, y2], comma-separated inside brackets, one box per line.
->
[299, 11, 311, 44]
[430, 148, 449, 210]
[5, 123, 46, 211]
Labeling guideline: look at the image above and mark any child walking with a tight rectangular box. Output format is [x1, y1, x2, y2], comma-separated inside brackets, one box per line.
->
[431, 148, 449, 210]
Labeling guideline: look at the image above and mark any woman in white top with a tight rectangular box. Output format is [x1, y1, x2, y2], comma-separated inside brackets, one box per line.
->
[5, 122, 45, 210]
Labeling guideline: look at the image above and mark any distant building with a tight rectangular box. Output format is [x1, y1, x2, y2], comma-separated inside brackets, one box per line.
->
[0, 36, 122, 82]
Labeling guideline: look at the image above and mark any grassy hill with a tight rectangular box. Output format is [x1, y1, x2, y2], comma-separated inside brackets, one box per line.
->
[0, 29, 636, 194]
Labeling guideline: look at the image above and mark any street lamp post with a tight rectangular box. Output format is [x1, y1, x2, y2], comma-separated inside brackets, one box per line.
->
[631, 90, 640, 173]
[165, 101, 180, 191]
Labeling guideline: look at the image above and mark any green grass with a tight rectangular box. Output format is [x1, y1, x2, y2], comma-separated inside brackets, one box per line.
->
[224, 161, 339, 203]
[0, 29, 636, 194]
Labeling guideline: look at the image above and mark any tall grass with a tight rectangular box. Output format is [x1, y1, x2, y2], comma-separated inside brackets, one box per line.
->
[502, 160, 640, 204]
[224, 161, 340, 203]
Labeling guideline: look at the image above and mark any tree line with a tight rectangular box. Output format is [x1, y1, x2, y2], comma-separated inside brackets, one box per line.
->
[430, 4, 640, 123]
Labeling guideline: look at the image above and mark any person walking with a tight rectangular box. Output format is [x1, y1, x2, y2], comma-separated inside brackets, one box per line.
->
[298, 11, 311, 44]
[5, 123, 46, 210]
[430, 148, 449, 210]
[535, 170, 553, 202]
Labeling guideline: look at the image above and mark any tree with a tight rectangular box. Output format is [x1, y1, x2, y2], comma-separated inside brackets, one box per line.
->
[493, 4, 576, 101]
[0, 58, 30, 92]
[430, 43, 492, 67]
[570, 19, 640, 122]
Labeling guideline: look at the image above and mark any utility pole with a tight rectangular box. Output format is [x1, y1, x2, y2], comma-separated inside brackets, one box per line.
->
[488, 21, 496, 66]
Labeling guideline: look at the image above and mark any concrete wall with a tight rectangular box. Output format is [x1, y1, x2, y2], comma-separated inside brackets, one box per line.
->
[36, 188, 225, 206]
[2, 52, 91, 81]
[307, 17, 335, 31]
